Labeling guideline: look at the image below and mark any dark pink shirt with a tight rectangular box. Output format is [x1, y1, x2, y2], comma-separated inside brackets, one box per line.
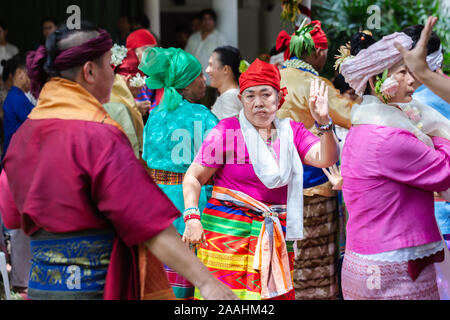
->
[0, 119, 180, 247]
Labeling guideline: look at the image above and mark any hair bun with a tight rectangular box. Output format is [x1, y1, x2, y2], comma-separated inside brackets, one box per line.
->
[350, 31, 376, 56]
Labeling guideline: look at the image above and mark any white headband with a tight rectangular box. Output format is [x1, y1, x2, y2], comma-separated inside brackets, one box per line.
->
[426, 45, 443, 71]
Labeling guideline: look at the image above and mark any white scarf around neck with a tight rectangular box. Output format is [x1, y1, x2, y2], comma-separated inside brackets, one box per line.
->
[238, 108, 304, 240]
[351, 95, 435, 147]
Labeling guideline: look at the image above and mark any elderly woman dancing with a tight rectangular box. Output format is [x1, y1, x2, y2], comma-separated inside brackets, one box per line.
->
[182, 59, 339, 300]
[340, 31, 450, 300]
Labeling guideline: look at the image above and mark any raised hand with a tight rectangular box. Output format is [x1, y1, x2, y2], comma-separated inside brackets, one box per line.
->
[394, 16, 437, 75]
[309, 78, 330, 125]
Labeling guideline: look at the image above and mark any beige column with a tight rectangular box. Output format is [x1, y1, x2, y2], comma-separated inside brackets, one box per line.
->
[143, 0, 161, 39]
[212, 0, 238, 47]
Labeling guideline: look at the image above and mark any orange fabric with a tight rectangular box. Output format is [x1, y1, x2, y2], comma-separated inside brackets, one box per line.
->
[138, 244, 176, 300]
[29, 77, 124, 134]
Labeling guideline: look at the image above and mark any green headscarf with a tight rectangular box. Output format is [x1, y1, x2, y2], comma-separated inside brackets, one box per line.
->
[139, 47, 202, 112]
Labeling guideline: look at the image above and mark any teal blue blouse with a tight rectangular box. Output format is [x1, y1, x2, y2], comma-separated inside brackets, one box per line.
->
[142, 99, 219, 234]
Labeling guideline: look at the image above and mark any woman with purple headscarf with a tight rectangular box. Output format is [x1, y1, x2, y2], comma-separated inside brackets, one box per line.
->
[339, 32, 450, 300]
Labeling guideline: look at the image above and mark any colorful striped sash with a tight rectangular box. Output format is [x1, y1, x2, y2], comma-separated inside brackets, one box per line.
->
[212, 186, 293, 299]
[148, 168, 185, 185]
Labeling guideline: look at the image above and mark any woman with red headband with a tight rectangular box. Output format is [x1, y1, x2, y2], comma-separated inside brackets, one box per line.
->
[182, 59, 339, 300]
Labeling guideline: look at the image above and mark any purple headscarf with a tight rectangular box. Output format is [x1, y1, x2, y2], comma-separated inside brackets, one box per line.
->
[26, 29, 113, 99]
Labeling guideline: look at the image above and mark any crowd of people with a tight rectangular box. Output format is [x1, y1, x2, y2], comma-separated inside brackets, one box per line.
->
[0, 6, 448, 301]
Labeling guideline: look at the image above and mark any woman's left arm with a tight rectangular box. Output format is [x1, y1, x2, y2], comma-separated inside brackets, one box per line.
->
[303, 79, 339, 168]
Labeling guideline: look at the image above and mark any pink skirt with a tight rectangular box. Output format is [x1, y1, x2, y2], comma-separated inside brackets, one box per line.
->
[342, 251, 440, 300]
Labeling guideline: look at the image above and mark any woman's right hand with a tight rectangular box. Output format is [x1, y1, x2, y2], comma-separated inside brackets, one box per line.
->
[199, 277, 239, 300]
[182, 219, 206, 251]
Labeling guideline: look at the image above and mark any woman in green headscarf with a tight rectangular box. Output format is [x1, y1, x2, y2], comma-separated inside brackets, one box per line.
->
[139, 47, 219, 300]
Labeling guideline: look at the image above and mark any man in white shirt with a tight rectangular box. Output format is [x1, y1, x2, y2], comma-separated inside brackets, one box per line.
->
[185, 9, 227, 107]
[0, 21, 19, 78]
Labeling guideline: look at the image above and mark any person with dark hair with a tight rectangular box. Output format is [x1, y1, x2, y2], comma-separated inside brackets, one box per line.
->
[0, 20, 19, 78]
[0, 21, 236, 300]
[174, 23, 191, 49]
[402, 23, 450, 281]
[41, 17, 58, 44]
[1, 54, 34, 297]
[269, 46, 285, 70]
[133, 13, 150, 30]
[402, 24, 448, 117]
[139, 47, 220, 300]
[185, 8, 228, 107]
[1, 54, 33, 161]
[206, 46, 243, 119]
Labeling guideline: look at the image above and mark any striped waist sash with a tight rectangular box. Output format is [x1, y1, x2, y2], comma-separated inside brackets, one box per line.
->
[149, 168, 214, 185]
[148, 168, 184, 185]
[211, 186, 293, 299]
[28, 229, 115, 300]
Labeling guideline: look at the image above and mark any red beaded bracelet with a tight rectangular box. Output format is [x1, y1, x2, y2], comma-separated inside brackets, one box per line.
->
[184, 214, 201, 222]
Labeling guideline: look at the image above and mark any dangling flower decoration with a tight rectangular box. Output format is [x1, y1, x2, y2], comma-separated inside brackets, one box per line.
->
[280, 0, 303, 23]
[375, 69, 399, 103]
[129, 73, 148, 88]
[110, 44, 128, 68]
[403, 105, 423, 130]
[334, 42, 352, 73]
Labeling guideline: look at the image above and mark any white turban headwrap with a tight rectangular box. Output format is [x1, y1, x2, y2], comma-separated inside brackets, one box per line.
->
[341, 32, 413, 97]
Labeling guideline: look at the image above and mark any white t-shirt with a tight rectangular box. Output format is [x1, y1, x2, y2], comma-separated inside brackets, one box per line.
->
[0, 43, 19, 76]
[211, 88, 243, 120]
[185, 30, 227, 86]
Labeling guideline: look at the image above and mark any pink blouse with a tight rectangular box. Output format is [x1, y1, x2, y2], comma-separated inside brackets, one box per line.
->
[342, 125, 450, 254]
[194, 117, 319, 204]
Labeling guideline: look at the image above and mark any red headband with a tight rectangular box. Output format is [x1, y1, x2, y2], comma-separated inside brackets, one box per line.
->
[239, 59, 287, 109]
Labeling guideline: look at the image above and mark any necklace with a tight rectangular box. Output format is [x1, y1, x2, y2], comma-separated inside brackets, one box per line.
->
[283, 58, 319, 76]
